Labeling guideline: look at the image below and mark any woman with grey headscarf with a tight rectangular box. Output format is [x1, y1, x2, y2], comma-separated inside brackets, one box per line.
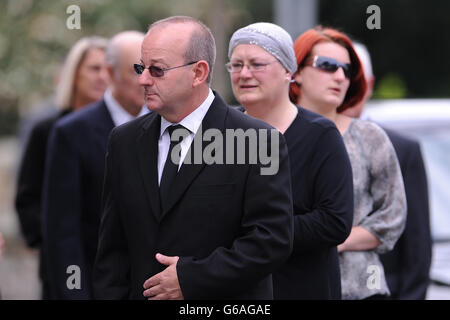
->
[228, 22, 354, 299]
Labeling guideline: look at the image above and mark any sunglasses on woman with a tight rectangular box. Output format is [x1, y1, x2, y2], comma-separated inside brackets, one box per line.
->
[133, 61, 197, 77]
[305, 56, 352, 79]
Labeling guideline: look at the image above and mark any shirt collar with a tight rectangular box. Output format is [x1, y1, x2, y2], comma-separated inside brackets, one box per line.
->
[160, 88, 215, 137]
[104, 88, 148, 127]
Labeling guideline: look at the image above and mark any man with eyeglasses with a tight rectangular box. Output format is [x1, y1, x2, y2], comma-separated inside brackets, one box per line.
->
[42, 31, 148, 299]
[93, 16, 294, 300]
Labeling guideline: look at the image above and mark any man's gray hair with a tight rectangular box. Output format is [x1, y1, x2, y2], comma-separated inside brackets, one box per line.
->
[149, 16, 216, 84]
[105, 30, 145, 72]
[353, 42, 373, 80]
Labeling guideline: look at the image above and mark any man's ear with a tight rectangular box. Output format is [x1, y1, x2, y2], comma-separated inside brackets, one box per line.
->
[106, 65, 116, 81]
[192, 61, 209, 87]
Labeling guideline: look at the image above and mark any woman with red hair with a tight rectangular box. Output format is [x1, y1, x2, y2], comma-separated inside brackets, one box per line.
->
[290, 26, 407, 299]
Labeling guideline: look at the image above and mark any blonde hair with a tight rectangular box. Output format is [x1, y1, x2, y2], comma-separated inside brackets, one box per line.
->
[55, 36, 108, 110]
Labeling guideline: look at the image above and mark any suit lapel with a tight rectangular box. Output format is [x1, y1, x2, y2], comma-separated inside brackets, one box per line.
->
[160, 93, 229, 220]
[137, 113, 163, 221]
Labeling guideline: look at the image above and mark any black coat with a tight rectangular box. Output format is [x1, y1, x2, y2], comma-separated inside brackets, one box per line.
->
[93, 92, 294, 299]
[380, 128, 432, 299]
[15, 108, 71, 299]
[42, 100, 114, 299]
[15, 109, 70, 248]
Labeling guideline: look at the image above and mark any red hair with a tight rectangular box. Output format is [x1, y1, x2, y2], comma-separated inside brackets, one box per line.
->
[289, 26, 367, 113]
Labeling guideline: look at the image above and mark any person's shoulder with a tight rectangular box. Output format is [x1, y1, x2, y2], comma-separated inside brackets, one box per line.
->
[111, 110, 155, 138]
[290, 107, 341, 144]
[226, 104, 275, 131]
[381, 126, 420, 149]
[298, 106, 337, 131]
[20, 111, 60, 148]
[209, 91, 273, 130]
[351, 119, 395, 150]
[351, 118, 387, 136]
[56, 100, 105, 129]
[30, 109, 63, 133]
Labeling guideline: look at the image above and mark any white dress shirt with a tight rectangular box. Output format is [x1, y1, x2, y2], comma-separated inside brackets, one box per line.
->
[158, 89, 215, 185]
[104, 88, 149, 127]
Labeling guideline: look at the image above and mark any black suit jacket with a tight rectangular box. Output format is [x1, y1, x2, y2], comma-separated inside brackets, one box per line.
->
[42, 100, 114, 299]
[380, 128, 432, 299]
[93, 92, 294, 300]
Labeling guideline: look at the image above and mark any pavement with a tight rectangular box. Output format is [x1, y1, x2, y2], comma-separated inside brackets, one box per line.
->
[0, 137, 41, 299]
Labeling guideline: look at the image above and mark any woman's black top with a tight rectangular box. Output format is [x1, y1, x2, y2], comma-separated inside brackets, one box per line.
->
[273, 106, 354, 299]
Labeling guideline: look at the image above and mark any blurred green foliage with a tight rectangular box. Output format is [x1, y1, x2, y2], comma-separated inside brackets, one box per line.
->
[0, 0, 272, 136]
[373, 73, 408, 99]
[1, 0, 449, 136]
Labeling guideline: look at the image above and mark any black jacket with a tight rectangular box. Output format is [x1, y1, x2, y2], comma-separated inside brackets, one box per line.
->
[380, 128, 432, 300]
[42, 100, 114, 299]
[273, 107, 354, 299]
[93, 92, 294, 299]
[15, 108, 71, 299]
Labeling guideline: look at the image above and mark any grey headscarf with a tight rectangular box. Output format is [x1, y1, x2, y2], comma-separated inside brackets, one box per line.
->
[228, 22, 297, 75]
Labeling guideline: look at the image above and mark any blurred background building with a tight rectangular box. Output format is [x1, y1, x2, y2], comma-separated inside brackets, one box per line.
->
[0, 0, 449, 299]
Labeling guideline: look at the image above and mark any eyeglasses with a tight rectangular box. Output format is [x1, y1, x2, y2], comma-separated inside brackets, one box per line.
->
[225, 60, 278, 73]
[133, 61, 198, 77]
[304, 56, 352, 79]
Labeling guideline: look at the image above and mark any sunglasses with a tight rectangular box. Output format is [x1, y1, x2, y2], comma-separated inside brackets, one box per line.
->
[305, 56, 352, 79]
[133, 61, 197, 77]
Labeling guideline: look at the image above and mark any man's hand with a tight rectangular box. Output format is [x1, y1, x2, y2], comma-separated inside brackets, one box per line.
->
[143, 253, 184, 300]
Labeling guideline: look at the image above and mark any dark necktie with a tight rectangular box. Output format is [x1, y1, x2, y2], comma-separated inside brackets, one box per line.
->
[159, 124, 190, 211]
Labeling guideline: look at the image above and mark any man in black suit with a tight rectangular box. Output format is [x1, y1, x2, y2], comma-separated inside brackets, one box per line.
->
[93, 16, 294, 300]
[379, 128, 431, 299]
[343, 42, 432, 299]
[42, 31, 148, 299]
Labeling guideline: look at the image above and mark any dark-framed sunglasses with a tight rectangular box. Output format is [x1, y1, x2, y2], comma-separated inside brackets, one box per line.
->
[133, 61, 198, 77]
[305, 56, 352, 79]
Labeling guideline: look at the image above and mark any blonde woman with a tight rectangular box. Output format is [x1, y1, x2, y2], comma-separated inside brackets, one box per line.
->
[15, 36, 109, 299]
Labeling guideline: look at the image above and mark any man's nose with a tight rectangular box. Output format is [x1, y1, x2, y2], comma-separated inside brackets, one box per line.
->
[139, 68, 154, 86]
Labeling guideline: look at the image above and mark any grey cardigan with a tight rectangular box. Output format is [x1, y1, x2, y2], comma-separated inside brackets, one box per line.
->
[340, 119, 407, 300]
